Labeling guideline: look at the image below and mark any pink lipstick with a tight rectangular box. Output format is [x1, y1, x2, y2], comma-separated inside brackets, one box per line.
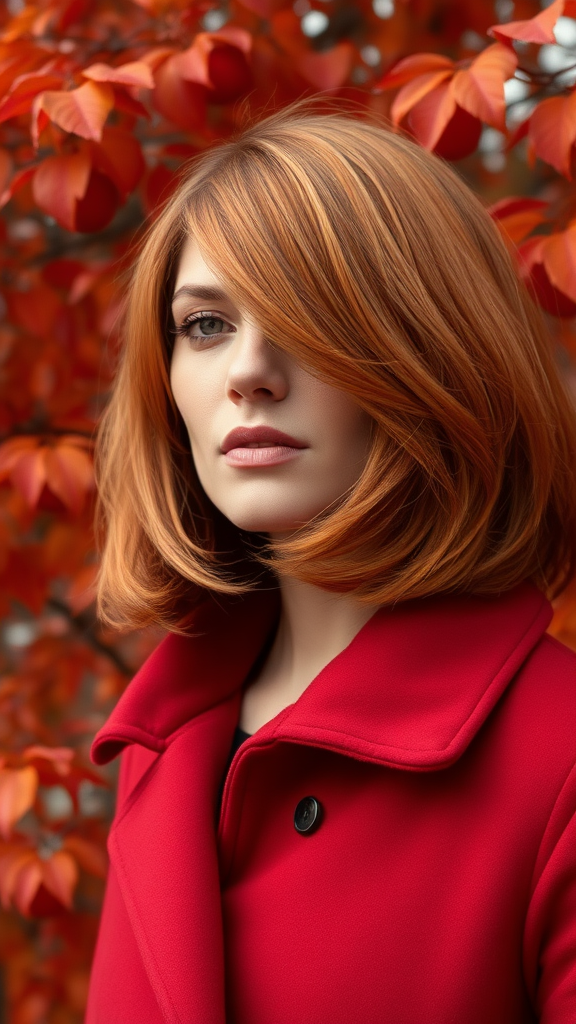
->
[221, 426, 307, 468]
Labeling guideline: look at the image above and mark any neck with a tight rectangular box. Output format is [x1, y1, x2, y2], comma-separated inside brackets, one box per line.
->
[239, 573, 381, 733]
[274, 576, 380, 689]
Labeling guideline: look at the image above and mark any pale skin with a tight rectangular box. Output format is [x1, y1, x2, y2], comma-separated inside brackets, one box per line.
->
[170, 239, 381, 734]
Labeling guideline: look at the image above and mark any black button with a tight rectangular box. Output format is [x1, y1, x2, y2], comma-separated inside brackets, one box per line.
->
[294, 796, 322, 835]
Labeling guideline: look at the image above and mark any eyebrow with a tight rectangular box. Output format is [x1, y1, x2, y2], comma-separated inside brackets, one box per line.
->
[171, 285, 229, 306]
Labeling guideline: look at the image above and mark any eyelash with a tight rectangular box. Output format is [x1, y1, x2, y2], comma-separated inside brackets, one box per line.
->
[172, 311, 235, 344]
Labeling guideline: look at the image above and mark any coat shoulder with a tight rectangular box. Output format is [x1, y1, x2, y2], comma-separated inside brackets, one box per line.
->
[507, 631, 576, 772]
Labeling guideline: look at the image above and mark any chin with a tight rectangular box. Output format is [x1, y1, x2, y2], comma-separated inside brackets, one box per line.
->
[220, 501, 316, 536]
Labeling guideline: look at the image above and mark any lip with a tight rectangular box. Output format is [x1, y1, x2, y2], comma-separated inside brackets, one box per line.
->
[221, 426, 307, 454]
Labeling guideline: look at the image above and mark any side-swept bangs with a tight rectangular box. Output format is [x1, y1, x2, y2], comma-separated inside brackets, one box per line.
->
[95, 106, 576, 632]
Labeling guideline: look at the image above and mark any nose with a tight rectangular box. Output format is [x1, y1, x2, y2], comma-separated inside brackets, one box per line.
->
[225, 326, 288, 404]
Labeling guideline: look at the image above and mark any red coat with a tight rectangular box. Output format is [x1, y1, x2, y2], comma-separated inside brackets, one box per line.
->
[86, 582, 576, 1024]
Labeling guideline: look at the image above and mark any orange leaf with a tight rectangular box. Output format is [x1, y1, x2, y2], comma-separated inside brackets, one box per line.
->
[489, 0, 565, 45]
[35, 81, 114, 142]
[0, 69, 64, 124]
[66, 563, 98, 614]
[543, 223, 576, 302]
[391, 70, 453, 125]
[32, 149, 91, 231]
[173, 30, 251, 88]
[406, 78, 458, 151]
[528, 91, 576, 179]
[376, 52, 454, 91]
[13, 855, 42, 915]
[452, 43, 518, 132]
[0, 163, 36, 209]
[297, 43, 355, 91]
[0, 766, 38, 839]
[82, 60, 154, 89]
[44, 443, 94, 514]
[10, 446, 48, 507]
[0, 435, 37, 476]
[519, 235, 576, 317]
[63, 834, 107, 878]
[0, 847, 36, 909]
[489, 196, 548, 246]
[41, 849, 78, 909]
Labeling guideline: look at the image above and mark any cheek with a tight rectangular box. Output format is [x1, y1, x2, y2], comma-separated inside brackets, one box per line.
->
[170, 348, 212, 451]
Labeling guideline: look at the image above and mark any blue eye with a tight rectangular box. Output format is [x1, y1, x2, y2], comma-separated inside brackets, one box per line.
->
[174, 312, 235, 343]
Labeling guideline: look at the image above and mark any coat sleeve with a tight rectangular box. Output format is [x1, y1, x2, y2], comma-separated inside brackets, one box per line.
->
[523, 762, 576, 1023]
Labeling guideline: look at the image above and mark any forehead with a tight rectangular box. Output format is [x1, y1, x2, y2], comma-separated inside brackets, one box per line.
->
[172, 237, 222, 297]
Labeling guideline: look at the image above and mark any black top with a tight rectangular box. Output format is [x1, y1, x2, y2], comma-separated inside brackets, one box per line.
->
[228, 725, 251, 764]
[217, 725, 252, 818]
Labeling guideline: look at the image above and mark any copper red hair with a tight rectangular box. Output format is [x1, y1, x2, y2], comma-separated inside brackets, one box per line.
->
[95, 106, 576, 632]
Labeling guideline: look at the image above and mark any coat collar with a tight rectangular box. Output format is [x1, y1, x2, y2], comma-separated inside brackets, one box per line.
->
[92, 581, 552, 772]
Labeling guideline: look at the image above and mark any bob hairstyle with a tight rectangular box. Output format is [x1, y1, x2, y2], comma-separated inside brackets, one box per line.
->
[95, 104, 576, 633]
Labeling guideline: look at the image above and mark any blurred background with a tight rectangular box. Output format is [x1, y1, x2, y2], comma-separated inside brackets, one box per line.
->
[1, 0, 576, 1019]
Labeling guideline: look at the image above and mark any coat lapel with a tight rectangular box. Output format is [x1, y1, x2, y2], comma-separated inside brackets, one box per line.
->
[108, 689, 241, 1024]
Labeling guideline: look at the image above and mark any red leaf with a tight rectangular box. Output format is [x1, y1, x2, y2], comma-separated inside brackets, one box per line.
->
[8, 280, 60, 337]
[520, 235, 576, 317]
[44, 443, 94, 514]
[66, 563, 98, 614]
[405, 78, 458, 151]
[528, 91, 576, 179]
[235, 0, 292, 17]
[10, 446, 48, 507]
[111, 85, 150, 120]
[391, 69, 454, 125]
[24, 746, 75, 774]
[13, 856, 43, 916]
[173, 29, 251, 91]
[0, 435, 37, 476]
[489, 0, 565, 46]
[376, 52, 454, 91]
[452, 43, 518, 132]
[206, 45, 253, 103]
[41, 850, 78, 909]
[142, 162, 177, 216]
[0, 164, 36, 209]
[0, 847, 37, 911]
[32, 150, 91, 231]
[82, 60, 154, 89]
[0, 69, 64, 125]
[152, 55, 207, 132]
[74, 169, 119, 232]
[63, 833, 107, 878]
[0, 148, 12, 195]
[297, 43, 355, 91]
[89, 127, 145, 200]
[34, 81, 114, 142]
[0, 766, 38, 839]
[433, 104, 483, 160]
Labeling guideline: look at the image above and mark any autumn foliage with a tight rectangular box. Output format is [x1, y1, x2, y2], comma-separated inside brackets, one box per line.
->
[1, 0, 576, 1018]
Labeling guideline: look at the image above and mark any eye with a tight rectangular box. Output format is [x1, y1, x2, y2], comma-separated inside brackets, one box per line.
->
[173, 311, 235, 344]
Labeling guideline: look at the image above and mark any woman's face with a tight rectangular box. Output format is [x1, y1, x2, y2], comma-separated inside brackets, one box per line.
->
[169, 238, 373, 537]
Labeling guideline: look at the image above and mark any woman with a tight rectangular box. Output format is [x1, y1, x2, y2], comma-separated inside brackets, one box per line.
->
[86, 106, 576, 1024]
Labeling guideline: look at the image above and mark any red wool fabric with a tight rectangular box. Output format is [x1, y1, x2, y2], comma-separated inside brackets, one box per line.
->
[86, 582, 576, 1024]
